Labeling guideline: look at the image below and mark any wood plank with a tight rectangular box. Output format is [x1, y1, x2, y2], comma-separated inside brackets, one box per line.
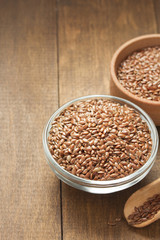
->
[0, 1, 61, 239]
[58, 0, 157, 104]
[154, 0, 160, 32]
[58, 0, 160, 239]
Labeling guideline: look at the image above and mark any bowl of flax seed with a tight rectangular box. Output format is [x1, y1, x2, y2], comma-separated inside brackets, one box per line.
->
[43, 95, 159, 194]
[110, 34, 160, 126]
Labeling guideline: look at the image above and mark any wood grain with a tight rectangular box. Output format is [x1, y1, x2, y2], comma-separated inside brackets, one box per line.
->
[154, 0, 160, 201]
[58, 0, 157, 105]
[0, 0, 61, 239]
[58, 0, 160, 239]
[154, 0, 160, 32]
[1, 0, 160, 239]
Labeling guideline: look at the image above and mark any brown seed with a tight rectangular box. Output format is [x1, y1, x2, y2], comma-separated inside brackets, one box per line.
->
[110, 173, 118, 178]
[117, 46, 160, 101]
[67, 155, 71, 162]
[72, 166, 76, 175]
[128, 193, 160, 225]
[48, 98, 152, 181]
[83, 169, 88, 174]
[77, 169, 82, 174]
[93, 167, 102, 173]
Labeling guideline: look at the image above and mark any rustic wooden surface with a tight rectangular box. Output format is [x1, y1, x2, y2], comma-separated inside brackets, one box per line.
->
[0, 0, 160, 239]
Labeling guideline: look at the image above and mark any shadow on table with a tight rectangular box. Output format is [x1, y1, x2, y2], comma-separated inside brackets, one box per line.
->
[59, 173, 160, 240]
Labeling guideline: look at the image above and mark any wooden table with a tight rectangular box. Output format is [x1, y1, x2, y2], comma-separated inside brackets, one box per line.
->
[1, 0, 160, 239]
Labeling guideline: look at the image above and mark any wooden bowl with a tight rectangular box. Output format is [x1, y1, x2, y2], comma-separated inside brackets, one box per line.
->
[110, 34, 160, 126]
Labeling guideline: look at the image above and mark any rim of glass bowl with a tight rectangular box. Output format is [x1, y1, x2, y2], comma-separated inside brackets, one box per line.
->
[43, 95, 159, 187]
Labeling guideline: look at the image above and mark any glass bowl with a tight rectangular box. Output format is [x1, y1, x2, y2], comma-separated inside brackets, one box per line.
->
[42, 95, 159, 194]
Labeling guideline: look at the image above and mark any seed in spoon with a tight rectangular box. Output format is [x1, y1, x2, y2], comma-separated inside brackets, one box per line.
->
[127, 193, 160, 225]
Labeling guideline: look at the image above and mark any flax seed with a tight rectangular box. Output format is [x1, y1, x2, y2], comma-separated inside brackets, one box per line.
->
[48, 99, 152, 180]
[117, 46, 160, 101]
[128, 193, 160, 225]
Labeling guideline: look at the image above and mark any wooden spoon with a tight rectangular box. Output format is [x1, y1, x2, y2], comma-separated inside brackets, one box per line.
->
[124, 178, 160, 228]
